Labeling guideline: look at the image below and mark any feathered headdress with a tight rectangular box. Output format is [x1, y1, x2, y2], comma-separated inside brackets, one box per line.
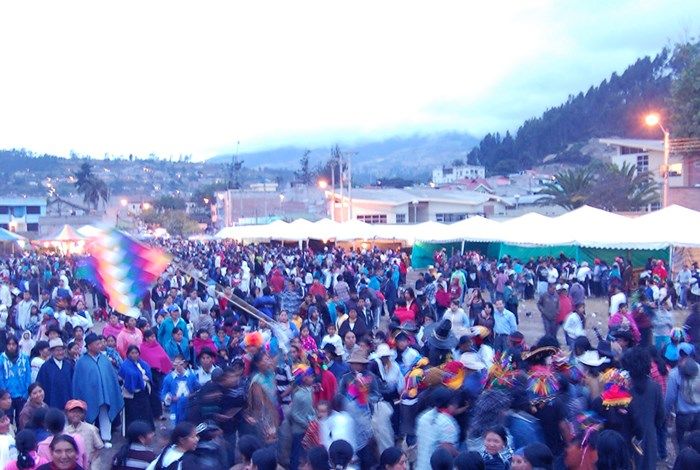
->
[527, 365, 559, 404]
[485, 352, 518, 389]
[402, 357, 429, 399]
[600, 368, 632, 407]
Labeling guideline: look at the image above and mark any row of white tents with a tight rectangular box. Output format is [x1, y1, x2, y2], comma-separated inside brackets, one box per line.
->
[214, 204, 700, 249]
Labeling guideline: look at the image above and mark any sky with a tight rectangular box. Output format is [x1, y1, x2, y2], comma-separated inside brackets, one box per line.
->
[0, 0, 697, 161]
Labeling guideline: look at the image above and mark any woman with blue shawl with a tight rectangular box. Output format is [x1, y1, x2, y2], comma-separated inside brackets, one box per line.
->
[118, 345, 155, 431]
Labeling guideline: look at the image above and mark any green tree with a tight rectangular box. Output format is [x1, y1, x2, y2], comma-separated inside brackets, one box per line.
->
[670, 45, 700, 137]
[295, 150, 312, 184]
[73, 162, 110, 210]
[590, 162, 659, 211]
[537, 167, 596, 210]
[153, 195, 187, 212]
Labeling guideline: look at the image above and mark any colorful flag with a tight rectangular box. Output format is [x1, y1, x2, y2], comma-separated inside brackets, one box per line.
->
[82, 229, 171, 316]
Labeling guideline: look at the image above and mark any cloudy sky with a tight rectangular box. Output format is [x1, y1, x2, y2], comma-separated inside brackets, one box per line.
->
[0, 0, 697, 160]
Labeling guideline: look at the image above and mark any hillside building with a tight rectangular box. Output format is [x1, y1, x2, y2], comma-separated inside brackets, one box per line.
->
[432, 163, 485, 184]
[0, 197, 47, 233]
[328, 187, 507, 224]
[600, 137, 700, 210]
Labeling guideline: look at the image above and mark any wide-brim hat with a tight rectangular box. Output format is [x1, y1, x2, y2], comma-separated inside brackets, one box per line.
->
[577, 350, 610, 367]
[522, 346, 558, 362]
[347, 349, 369, 364]
[48, 338, 65, 349]
[428, 319, 458, 350]
[375, 343, 393, 358]
[459, 352, 486, 370]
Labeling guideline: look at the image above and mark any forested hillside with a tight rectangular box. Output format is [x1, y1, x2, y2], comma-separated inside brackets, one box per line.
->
[467, 41, 700, 174]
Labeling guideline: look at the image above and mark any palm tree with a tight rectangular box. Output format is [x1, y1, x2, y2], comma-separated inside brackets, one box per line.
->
[74, 162, 110, 211]
[591, 162, 660, 211]
[537, 167, 596, 210]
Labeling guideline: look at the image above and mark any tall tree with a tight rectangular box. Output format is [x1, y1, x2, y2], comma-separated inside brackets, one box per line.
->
[73, 162, 110, 210]
[590, 162, 659, 211]
[295, 149, 312, 184]
[537, 168, 596, 210]
[670, 44, 700, 137]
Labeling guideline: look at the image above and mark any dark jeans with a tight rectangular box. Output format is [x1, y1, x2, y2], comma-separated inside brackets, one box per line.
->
[676, 412, 700, 448]
[400, 403, 417, 446]
[290, 432, 305, 470]
[494, 334, 509, 352]
[9, 397, 25, 426]
[657, 421, 668, 460]
[542, 316, 559, 338]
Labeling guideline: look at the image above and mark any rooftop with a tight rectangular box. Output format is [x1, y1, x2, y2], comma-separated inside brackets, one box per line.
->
[330, 187, 500, 206]
[599, 138, 663, 152]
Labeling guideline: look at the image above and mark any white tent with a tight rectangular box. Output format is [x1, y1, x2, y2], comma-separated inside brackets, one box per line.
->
[444, 216, 502, 242]
[312, 218, 342, 241]
[632, 205, 700, 248]
[335, 219, 376, 241]
[554, 206, 640, 249]
[497, 213, 571, 245]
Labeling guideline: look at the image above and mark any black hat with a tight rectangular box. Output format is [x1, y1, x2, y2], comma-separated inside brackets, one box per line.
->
[322, 343, 337, 356]
[85, 332, 100, 347]
[428, 319, 458, 350]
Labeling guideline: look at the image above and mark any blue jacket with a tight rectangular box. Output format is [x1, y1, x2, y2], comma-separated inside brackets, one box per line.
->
[164, 338, 191, 362]
[0, 352, 32, 398]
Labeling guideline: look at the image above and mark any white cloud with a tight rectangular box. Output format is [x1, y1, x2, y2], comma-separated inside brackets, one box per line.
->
[0, 0, 696, 160]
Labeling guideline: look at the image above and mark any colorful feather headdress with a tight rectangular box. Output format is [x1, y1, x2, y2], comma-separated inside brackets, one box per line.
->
[527, 365, 559, 404]
[600, 368, 632, 407]
[402, 357, 429, 399]
[485, 352, 518, 390]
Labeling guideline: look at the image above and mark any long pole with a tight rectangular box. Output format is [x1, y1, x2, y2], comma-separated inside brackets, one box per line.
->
[330, 162, 335, 221]
[339, 156, 344, 222]
[348, 153, 353, 220]
[663, 128, 670, 208]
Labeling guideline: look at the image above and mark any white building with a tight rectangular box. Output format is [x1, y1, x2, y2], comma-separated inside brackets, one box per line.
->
[432, 163, 486, 184]
[0, 197, 47, 233]
[328, 188, 507, 224]
[600, 137, 700, 210]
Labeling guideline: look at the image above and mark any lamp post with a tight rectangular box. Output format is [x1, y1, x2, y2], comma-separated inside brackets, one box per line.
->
[645, 113, 670, 208]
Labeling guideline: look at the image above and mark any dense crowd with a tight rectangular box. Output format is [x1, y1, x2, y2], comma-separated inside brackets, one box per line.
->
[0, 242, 698, 470]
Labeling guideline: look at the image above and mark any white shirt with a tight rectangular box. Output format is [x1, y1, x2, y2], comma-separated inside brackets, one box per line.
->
[321, 411, 356, 452]
[609, 292, 627, 315]
[146, 446, 184, 470]
[563, 311, 585, 340]
[547, 267, 559, 283]
[416, 409, 459, 470]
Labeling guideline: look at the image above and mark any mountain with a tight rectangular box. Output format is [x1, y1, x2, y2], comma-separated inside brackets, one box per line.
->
[206, 131, 479, 181]
[468, 41, 700, 175]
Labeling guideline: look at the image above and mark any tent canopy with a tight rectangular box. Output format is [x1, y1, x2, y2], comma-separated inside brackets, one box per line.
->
[0, 228, 25, 242]
[45, 225, 84, 242]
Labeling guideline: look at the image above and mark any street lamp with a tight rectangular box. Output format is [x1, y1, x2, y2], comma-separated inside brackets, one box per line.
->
[317, 180, 328, 190]
[644, 113, 670, 208]
[120, 198, 128, 207]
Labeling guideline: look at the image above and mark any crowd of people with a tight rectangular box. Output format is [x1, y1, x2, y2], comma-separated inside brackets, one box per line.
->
[0, 242, 698, 470]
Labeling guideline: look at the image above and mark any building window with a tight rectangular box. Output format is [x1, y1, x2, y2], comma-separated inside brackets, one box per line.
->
[649, 202, 662, 212]
[0, 206, 8, 215]
[395, 213, 406, 224]
[357, 214, 387, 224]
[26, 206, 41, 215]
[26, 223, 39, 232]
[621, 146, 645, 155]
[668, 163, 683, 177]
[435, 213, 468, 223]
[636, 155, 649, 173]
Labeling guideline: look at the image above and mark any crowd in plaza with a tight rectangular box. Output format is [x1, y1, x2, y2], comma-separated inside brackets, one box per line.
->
[0, 240, 698, 470]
